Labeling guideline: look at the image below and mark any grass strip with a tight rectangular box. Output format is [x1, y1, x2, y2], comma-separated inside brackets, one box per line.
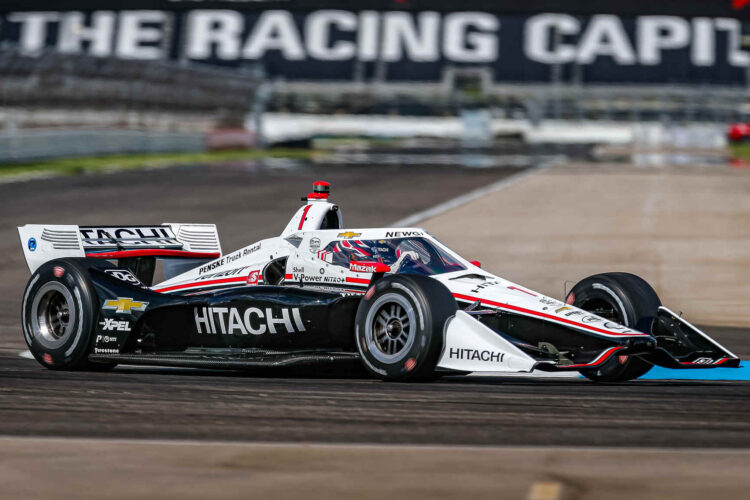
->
[0, 149, 314, 178]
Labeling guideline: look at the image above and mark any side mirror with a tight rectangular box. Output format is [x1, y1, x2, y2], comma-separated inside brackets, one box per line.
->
[470, 260, 482, 268]
[350, 261, 391, 273]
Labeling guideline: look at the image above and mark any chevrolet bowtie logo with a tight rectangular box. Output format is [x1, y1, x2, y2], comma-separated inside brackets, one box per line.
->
[337, 231, 361, 239]
[102, 298, 148, 314]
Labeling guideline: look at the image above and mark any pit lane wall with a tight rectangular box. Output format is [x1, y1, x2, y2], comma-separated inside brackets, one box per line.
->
[1, 1, 750, 85]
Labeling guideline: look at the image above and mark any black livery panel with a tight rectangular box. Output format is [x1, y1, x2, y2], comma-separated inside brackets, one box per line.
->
[86, 265, 361, 355]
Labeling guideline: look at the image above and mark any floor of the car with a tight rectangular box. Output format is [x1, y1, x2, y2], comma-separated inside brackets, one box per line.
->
[88, 348, 359, 369]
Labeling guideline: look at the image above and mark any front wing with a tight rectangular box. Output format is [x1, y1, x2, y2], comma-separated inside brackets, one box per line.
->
[436, 310, 740, 374]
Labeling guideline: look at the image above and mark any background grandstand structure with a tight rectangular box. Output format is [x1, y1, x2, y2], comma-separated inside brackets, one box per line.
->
[0, 50, 261, 161]
[1, 1, 750, 160]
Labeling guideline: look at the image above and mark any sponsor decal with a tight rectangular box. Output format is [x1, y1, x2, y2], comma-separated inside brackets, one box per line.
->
[199, 266, 248, 280]
[225, 250, 243, 264]
[292, 273, 345, 283]
[99, 318, 131, 332]
[337, 231, 361, 239]
[349, 262, 378, 273]
[53, 266, 65, 278]
[102, 297, 149, 314]
[246, 270, 261, 285]
[385, 231, 423, 238]
[94, 334, 121, 354]
[199, 258, 225, 274]
[198, 245, 258, 274]
[104, 269, 145, 287]
[537, 296, 634, 333]
[194, 306, 306, 335]
[27, 237, 37, 251]
[539, 297, 564, 308]
[470, 280, 500, 294]
[309, 237, 321, 253]
[449, 348, 506, 363]
[79, 226, 178, 248]
[692, 357, 718, 365]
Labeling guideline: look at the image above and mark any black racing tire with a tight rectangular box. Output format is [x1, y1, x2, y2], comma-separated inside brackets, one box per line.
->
[21, 258, 117, 371]
[566, 272, 660, 383]
[355, 274, 457, 382]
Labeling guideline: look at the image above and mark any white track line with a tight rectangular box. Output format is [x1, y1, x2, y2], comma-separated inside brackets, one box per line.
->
[1, 435, 749, 454]
[390, 165, 546, 227]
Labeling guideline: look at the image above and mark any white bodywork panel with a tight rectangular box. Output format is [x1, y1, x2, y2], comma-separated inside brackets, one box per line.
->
[431, 273, 648, 339]
[18, 224, 85, 273]
[152, 237, 290, 293]
[17, 223, 222, 273]
[164, 223, 222, 254]
[436, 311, 537, 373]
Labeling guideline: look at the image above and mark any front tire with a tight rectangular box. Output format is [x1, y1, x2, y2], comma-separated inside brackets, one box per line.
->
[355, 275, 457, 381]
[22, 258, 116, 371]
[566, 272, 660, 382]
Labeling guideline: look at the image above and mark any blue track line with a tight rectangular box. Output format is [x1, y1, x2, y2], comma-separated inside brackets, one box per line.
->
[638, 361, 750, 381]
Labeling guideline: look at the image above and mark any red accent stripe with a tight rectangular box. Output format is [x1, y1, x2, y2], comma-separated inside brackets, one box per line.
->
[87, 249, 220, 260]
[561, 346, 625, 368]
[346, 277, 370, 284]
[452, 293, 648, 337]
[285, 274, 294, 280]
[508, 286, 537, 297]
[298, 205, 312, 230]
[184, 285, 247, 296]
[154, 276, 246, 293]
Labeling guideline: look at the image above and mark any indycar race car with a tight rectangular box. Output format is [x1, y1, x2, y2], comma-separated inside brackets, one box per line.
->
[17, 181, 739, 382]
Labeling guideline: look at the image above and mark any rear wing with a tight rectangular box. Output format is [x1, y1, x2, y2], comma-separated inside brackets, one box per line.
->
[18, 223, 222, 273]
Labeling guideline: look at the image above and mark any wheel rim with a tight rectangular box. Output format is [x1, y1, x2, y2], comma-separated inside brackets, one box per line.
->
[31, 282, 76, 349]
[365, 293, 416, 363]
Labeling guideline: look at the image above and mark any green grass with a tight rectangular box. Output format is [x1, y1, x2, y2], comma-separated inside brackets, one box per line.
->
[729, 143, 750, 161]
[0, 149, 315, 179]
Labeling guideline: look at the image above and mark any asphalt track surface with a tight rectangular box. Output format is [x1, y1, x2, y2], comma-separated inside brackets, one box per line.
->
[1, 161, 749, 449]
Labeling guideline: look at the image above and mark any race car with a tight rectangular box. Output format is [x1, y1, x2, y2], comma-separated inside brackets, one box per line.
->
[17, 181, 739, 382]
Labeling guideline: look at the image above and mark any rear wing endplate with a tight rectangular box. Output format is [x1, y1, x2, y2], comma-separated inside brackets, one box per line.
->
[17, 223, 222, 273]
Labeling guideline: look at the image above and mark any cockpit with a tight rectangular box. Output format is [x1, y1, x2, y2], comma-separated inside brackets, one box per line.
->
[320, 237, 466, 276]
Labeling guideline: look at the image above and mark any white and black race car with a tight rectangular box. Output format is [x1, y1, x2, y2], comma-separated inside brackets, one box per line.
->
[17, 182, 739, 382]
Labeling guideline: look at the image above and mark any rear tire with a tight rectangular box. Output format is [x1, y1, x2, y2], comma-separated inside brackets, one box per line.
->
[355, 275, 457, 381]
[566, 272, 660, 382]
[22, 258, 116, 371]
